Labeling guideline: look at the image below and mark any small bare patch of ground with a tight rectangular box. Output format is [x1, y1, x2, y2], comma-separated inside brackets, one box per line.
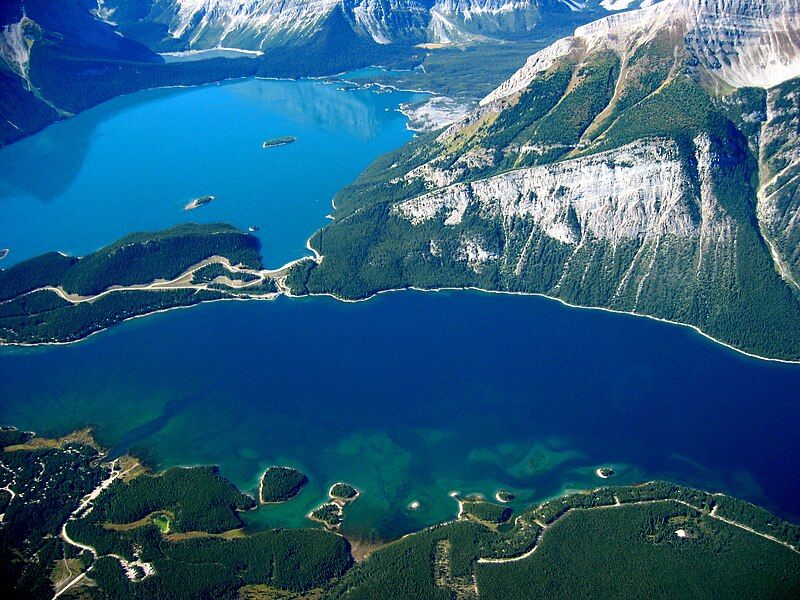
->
[164, 528, 245, 542]
[433, 539, 478, 600]
[347, 537, 385, 562]
[5, 428, 100, 452]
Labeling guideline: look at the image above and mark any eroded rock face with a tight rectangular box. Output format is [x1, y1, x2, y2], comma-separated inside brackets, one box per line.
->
[758, 79, 800, 286]
[429, 0, 543, 42]
[128, 0, 565, 49]
[163, 0, 342, 49]
[0, 17, 34, 82]
[394, 139, 700, 245]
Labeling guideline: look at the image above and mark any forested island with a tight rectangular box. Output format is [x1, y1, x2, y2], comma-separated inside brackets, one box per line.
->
[259, 467, 307, 503]
[0, 224, 283, 345]
[309, 482, 361, 530]
[1, 426, 798, 599]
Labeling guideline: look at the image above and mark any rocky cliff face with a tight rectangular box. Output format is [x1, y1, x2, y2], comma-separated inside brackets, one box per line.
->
[758, 77, 800, 287]
[393, 139, 699, 246]
[429, 0, 544, 41]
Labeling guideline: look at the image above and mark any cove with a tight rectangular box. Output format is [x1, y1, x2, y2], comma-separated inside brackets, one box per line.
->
[1, 291, 799, 541]
[0, 77, 425, 268]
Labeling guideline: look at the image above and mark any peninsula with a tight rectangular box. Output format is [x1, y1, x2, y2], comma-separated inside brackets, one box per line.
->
[0, 223, 283, 345]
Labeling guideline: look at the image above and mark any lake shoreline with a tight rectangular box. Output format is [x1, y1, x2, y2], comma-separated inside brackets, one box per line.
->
[4, 276, 799, 365]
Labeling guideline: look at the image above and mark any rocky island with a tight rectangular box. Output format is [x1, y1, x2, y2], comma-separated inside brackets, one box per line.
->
[262, 136, 296, 149]
[596, 467, 616, 479]
[183, 195, 214, 211]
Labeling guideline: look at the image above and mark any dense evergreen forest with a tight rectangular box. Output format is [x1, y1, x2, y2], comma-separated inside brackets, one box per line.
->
[259, 467, 308, 503]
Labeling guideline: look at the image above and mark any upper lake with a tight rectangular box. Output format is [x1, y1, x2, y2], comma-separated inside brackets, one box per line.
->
[1, 77, 799, 542]
[0, 77, 424, 268]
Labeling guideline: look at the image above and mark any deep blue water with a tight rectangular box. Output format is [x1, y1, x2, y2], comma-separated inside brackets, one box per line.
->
[1, 292, 799, 539]
[0, 77, 799, 541]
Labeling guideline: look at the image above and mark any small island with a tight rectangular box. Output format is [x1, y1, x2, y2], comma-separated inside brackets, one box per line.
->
[329, 482, 359, 502]
[262, 136, 296, 149]
[0, 248, 8, 260]
[259, 466, 308, 503]
[495, 490, 515, 503]
[596, 467, 616, 479]
[184, 195, 215, 211]
[309, 502, 344, 529]
[309, 482, 360, 530]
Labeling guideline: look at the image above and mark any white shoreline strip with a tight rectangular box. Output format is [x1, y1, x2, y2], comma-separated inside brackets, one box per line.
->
[288, 284, 800, 366]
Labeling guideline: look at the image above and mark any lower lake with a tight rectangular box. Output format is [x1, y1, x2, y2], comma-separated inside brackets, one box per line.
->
[0, 77, 799, 541]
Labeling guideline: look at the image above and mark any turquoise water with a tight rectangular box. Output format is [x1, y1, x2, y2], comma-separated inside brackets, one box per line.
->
[0, 78, 424, 268]
[1, 78, 800, 541]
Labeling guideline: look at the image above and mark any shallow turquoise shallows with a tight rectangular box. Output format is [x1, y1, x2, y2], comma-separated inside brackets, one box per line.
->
[1, 79, 800, 542]
[0, 77, 424, 268]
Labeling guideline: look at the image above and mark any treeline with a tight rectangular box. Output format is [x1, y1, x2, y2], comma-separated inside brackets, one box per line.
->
[0, 289, 70, 318]
[0, 288, 226, 344]
[67, 464, 351, 598]
[0, 223, 261, 298]
[461, 498, 512, 525]
[58, 223, 262, 296]
[327, 481, 800, 600]
[89, 466, 256, 534]
[715, 495, 800, 549]
[66, 465, 258, 564]
[0, 252, 77, 301]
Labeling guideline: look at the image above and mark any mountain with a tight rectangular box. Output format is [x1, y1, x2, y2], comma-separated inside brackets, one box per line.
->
[0, 0, 162, 144]
[101, 0, 604, 51]
[0, 0, 609, 147]
[287, 0, 800, 361]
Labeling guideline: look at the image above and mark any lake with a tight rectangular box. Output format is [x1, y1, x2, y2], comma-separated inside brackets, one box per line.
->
[1, 77, 799, 542]
[0, 77, 424, 268]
